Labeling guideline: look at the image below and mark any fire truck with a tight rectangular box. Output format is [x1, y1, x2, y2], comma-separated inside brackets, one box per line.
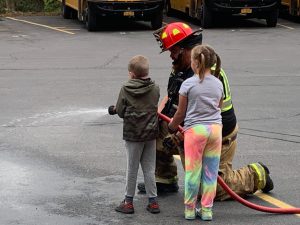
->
[281, 0, 300, 16]
[165, 0, 281, 28]
[61, 0, 164, 31]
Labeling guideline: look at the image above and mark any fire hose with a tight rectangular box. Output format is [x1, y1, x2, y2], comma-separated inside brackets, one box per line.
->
[158, 112, 300, 214]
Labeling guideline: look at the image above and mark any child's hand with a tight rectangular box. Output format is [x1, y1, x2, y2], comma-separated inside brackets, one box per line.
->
[108, 105, 116, 115]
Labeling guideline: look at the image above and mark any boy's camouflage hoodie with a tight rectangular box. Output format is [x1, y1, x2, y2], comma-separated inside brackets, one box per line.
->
[116, 78, 160, 142]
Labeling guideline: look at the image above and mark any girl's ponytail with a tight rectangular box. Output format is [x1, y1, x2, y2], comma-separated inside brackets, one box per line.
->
[214, 54, 221, 79]
[198, 53, 206, 82]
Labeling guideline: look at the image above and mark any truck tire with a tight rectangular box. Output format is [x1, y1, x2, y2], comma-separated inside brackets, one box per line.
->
[62, 0, 72, 19]
[201, 2, 213, 28]
[165, 0, 174, 17]
[85, 3, 97, 31]
[266, 9, 278, 27]
[151, 10, 163, 30]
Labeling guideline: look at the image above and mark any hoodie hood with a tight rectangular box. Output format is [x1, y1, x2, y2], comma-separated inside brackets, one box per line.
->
[124, 78, 155, 97]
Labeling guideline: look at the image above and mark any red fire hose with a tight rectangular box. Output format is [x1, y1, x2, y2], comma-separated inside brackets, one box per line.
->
[158, 112, 300, 214]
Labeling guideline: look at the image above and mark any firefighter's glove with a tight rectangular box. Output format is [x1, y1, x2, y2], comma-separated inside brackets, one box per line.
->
[163, 132, 184, 153]
[168, 125, 177, 134]
[163, 136, 176, 151]
[108, 105, 117, 115]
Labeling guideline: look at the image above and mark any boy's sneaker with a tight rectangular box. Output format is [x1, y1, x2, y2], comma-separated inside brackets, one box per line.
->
[146, 202, 160, 214]
[115, 200, 134, 214]
[201, 207, 213, 221]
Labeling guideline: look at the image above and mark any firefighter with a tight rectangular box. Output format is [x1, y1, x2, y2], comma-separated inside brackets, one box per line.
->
[138, 22, 274, 200]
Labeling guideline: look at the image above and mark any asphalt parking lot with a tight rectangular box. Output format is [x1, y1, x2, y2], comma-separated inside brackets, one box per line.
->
[0, 14, 300, 225]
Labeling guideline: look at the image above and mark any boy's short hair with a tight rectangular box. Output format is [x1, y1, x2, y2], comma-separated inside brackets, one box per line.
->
[128, 55, 149, 78]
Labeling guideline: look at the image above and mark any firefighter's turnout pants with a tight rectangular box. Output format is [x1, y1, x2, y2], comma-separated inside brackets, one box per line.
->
[155, 121, 257, 201]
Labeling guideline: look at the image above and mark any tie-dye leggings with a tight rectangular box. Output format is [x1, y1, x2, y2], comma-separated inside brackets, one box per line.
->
[184, 124, 222, 214]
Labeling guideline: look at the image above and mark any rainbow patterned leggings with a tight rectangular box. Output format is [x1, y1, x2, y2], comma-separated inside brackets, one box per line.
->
[184, 124, 222, 216]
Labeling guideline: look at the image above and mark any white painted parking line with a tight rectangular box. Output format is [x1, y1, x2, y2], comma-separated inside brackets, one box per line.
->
[6, 17, 75, 35]
[277, 23, 295, 30]
[53, 27, 80, 31]
[63, 28, 81, 31]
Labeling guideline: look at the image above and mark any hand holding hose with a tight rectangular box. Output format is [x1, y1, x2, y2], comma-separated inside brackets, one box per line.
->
[167, 119, 178, 134]
[108, 105, 116, 115]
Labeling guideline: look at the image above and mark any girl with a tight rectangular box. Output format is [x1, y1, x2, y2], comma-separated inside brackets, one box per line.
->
[168, 45, 223, 220]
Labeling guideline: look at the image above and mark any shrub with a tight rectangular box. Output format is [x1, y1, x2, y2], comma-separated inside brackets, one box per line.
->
[44, 0, 60, 12]
[0, 0, 6, 13]
[0, 0, 60, 13]
[16, 0, 45, 12]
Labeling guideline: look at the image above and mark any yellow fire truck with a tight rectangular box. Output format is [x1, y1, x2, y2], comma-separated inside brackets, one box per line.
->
[61, 0, 164, 31]
[281, 0, 300, 16]
[165, 0, 280, 28]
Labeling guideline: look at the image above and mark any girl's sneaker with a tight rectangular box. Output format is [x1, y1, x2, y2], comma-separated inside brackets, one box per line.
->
[115, 200, 134, 214]
[201, 207, 213, 221]
[185, 208, 196, 220]
[146, 201, 160, 214]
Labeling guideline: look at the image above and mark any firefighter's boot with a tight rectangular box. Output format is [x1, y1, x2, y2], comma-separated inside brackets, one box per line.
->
[249, 162, 274, 193]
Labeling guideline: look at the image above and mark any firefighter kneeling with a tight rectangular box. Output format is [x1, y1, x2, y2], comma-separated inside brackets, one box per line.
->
[137, 22, 274, 200]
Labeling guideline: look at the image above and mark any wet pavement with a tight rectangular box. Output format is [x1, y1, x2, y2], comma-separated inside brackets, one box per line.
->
[0, 14, 300, 225]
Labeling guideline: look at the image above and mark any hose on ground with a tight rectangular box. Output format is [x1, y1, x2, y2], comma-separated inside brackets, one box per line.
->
[158, 112, 300, 214]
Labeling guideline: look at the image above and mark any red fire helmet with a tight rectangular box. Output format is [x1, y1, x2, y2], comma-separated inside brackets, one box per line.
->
[154, 22, 202, 52]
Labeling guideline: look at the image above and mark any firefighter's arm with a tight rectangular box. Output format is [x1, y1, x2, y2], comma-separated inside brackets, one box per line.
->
[158, 95, 169, 113]
[168, 94, 187, 132]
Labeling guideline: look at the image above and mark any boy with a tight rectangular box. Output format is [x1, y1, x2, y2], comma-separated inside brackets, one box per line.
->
[108, 55, 160, 214]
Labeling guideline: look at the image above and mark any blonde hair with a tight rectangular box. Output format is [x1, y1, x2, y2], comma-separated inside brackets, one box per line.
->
[128, 55, 149, 78]
[191, 45, 221, 82]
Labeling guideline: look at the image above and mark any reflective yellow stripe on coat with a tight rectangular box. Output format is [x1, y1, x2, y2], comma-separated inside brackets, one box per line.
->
[211, 66, 233, 113]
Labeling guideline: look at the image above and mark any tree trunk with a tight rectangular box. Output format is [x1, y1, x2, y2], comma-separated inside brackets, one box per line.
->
[5, 0, 16, 12]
